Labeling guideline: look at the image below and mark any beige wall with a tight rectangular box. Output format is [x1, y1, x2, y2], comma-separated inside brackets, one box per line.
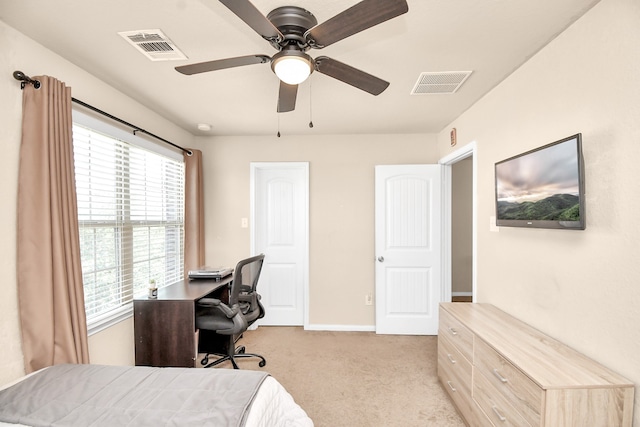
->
[437, 0, 640, 422]
[0, 20, 193, 381]
[196, 133, 439, 327]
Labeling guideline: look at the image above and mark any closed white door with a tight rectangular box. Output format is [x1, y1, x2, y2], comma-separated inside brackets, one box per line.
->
[375, 165, 442, 335]
[251, 162, 308, 326]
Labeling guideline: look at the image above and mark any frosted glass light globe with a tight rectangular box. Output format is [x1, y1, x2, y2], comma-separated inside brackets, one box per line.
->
[273, 56, 312, 85]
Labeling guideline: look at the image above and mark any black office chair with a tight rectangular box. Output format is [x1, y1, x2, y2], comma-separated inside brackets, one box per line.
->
[196, 254, 266, 369]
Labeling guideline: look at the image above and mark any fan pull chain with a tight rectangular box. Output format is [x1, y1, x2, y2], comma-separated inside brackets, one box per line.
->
[277, 114, 281, 137]
[309, 81, 314, 128]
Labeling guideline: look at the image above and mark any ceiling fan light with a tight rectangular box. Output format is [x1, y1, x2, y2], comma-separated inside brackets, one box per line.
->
[273, 55, 312, 85]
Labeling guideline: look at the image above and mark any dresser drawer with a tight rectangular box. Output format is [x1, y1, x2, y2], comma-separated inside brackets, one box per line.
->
[438, 333, 472, 396]
[439, 307, 473, 363]
[474, 367, 533, 427]
[474, 338, 543, 427]
[438, 334, 476, 424]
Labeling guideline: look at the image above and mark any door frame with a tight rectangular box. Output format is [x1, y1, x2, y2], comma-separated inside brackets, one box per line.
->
[439, 141, 477, 303]
[250, 162, 310, 328]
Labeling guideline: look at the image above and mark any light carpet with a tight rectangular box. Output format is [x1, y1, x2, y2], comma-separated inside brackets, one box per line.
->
[202, 327, 465, 427]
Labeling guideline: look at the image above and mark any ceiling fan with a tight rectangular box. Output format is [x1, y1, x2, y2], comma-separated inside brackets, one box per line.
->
[175, 0, 409, 113]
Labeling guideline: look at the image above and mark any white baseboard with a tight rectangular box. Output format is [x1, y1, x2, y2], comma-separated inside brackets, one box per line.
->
[251, 323, 376, 332]
[305, 324, 376, 332]
[452, 291, 472, 297]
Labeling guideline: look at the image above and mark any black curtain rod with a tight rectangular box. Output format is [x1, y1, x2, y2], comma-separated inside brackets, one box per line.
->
[13, 70, 192, 156]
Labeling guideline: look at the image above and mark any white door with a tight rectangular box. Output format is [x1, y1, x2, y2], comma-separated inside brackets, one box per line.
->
[375, 165, 442, 335]
[251, 162, 308, 326]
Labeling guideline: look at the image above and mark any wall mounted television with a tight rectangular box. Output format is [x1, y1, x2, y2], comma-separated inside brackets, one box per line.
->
[495, 133, 585, 230]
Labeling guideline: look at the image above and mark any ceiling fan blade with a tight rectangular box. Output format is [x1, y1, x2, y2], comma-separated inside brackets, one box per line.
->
[315, 56, 389, 95]
[175, 55, 270, 75]
[304, 0, 408, 48]
[277, 81, 298, 113]
[218, 0, 284, 43]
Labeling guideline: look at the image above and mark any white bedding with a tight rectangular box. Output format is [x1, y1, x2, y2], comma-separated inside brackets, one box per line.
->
[245, 377, 313, 427]
[0, 366, 313, 427]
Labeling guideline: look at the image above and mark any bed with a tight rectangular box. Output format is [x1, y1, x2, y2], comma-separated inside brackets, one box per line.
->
[0, 364, 313, 426]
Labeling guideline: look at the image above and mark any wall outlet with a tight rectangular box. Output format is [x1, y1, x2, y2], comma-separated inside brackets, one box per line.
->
[365, 294, 373, 306]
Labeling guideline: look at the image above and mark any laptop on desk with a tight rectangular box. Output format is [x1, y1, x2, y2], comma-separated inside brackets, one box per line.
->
[188, 267, 233, 280]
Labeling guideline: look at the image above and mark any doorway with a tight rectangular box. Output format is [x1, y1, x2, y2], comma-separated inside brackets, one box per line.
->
[451, 158, 473, 302]
[439, 142, 477, 303]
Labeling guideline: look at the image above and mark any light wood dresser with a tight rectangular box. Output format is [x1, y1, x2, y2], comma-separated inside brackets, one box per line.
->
[438, 303, 634, 426]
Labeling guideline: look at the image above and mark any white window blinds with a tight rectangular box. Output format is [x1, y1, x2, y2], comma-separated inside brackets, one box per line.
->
[73, 121, 185, 332]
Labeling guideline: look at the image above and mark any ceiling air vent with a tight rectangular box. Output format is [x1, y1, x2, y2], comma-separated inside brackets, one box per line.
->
[410, 71, 472, 95]
[118, 29, 187, 61]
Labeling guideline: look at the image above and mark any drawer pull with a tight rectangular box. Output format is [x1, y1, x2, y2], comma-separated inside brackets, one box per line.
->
[491, 405, 507, 422]
[493, 368, 508, 383]
[447, 354, 456, 364]
[446, 381, 457, 392]
[448, 327, 458, 336]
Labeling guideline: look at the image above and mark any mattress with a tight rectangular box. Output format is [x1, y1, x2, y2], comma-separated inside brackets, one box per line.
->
[0, 365, 313, 427]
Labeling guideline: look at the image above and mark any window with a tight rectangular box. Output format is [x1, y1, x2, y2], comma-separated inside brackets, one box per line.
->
[72, 110, 185, 333]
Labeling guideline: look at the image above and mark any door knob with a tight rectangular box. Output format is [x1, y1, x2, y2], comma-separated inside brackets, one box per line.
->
[377, 256, 384, 262]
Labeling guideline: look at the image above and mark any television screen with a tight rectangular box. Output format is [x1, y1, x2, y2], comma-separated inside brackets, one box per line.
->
[495, 133, 585, 229]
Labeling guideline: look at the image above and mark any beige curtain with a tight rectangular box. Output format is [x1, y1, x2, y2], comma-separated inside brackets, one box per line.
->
[17, 76, 89, 373]
[184, 149, 205, 277]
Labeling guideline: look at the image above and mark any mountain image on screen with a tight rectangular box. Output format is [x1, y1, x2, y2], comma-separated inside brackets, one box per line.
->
[497, 194, 580, 221]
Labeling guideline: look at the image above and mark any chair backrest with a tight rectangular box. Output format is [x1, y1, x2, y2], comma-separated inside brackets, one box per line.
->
[229, 254, 265, 305]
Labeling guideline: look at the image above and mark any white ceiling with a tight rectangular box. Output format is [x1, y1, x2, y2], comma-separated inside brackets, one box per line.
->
[1, 0, 600, 137]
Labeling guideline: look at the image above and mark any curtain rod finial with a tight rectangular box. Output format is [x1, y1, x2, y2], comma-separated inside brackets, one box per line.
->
[13, 70, 41, 89]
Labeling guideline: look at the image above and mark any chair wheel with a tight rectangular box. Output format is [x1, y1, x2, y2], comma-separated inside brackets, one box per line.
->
[201, 356, 209, 365]
[259, 360, 266, 367]
[236, 346, 246, 354]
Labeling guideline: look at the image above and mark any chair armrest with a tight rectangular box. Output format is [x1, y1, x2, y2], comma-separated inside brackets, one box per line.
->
[238, 293, 259, 313]
[197, 298, 239, 318]
[239, 292, 261, 302]
[238, 294, 255, 303]
[197, 298, 221, 307]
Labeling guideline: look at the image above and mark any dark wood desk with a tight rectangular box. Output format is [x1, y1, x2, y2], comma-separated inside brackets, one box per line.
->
[133, 277, 232, 367]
